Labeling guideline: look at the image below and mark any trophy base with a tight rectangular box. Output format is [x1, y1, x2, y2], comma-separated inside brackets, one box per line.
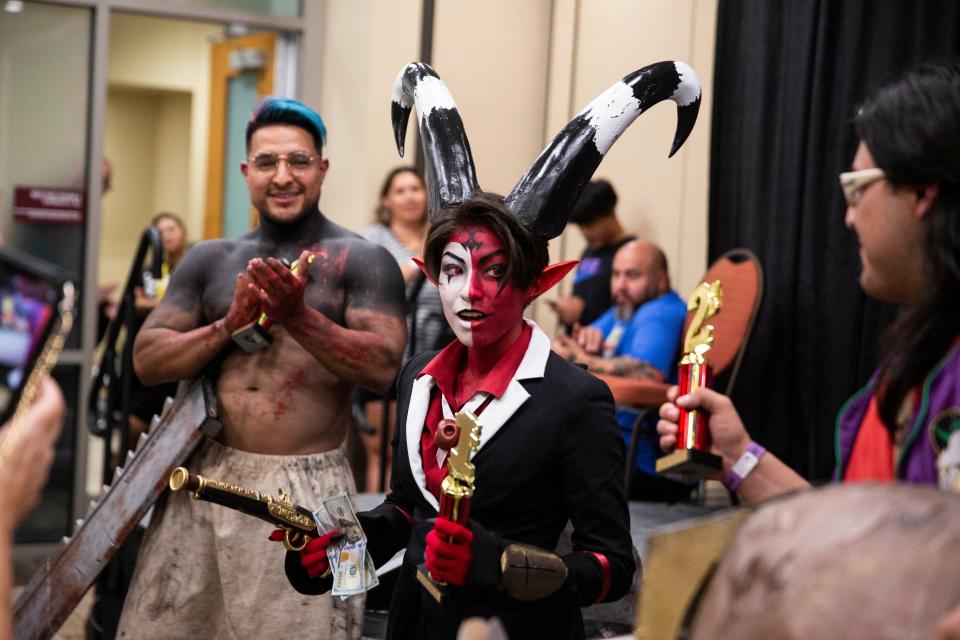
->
[657, 448, 723, 482]
[416, 564, 445, 603]
[231, 322, 273, 353]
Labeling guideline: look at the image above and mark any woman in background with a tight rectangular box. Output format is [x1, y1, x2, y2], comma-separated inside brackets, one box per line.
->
[129, 212, 188, 438]
[134, 212, 188, 311]
[359, 168, 449, 491]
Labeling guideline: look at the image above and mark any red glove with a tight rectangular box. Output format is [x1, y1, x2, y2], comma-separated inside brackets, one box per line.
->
[269, 529, 342, 578]
[424, 517, 473, 586]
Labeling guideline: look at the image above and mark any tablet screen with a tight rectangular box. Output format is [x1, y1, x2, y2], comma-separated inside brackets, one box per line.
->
[0, 264, 59, 417]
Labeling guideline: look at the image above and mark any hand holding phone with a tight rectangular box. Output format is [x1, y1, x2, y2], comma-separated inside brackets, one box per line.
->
[0, 376, 65, 528]
[0, 247, 73, 425]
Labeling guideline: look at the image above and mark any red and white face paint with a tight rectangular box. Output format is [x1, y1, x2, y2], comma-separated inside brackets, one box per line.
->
[438, 225, 526, 348]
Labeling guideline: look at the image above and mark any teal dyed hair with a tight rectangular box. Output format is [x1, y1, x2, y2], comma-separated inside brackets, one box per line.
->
[246, 97, 327, 152]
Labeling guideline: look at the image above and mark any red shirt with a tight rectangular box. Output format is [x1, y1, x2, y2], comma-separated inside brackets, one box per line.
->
[418, 322, 533, 499]
[844, 388, 921, 482]
[844, 395, 894, 482]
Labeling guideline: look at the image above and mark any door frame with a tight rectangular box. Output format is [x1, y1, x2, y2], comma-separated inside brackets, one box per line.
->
[204, 31, 276, 239]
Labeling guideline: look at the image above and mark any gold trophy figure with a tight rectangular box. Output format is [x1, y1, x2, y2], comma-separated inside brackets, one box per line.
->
[417, 410, 482, 603]
[231, 255, 315, 354]
[656, 280, 724, 481]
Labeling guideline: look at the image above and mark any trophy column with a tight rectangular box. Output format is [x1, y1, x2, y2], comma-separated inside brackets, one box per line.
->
[417, 410, 481, 603]
[657, 281, 724, 482]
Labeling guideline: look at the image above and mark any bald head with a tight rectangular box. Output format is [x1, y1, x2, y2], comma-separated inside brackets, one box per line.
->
[610, 240, 670, 312]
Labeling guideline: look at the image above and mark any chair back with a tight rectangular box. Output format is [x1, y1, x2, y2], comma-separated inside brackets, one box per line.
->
[613, 248, 763, 494]
[681, 248, 763, 395]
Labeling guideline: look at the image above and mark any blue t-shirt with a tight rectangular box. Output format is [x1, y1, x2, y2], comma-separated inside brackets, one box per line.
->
[590, 290, 687, 475]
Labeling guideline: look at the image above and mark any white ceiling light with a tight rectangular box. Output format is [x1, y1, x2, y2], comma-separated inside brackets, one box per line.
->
[4, 0, 24, 13]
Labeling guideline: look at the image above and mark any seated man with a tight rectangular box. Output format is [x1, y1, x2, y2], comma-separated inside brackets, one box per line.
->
[549, 180, 635, 327]
[553, 240, 687, 499]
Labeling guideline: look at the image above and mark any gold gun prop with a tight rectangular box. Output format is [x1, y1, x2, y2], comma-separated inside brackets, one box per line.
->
[168, 467, 317, 551]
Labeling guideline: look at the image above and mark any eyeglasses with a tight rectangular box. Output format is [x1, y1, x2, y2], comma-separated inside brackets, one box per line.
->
[246, 151, 319, 175]
[839, 167, 886, 207]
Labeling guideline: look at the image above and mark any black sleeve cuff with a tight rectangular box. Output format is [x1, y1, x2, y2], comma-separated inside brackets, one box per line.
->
[284, 550, 333, 596]
[359, 505, 413, 568]
[563, 550, 615, 605]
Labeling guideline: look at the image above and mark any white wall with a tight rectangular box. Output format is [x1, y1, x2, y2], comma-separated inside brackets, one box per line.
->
[302, 1, 423, 231]
[431, 0, 553, 196]
[101, 88, 191, 290]
[558, 0, 717, 309]
[106, 12, 222, 250]
[301, 0, 716, 334]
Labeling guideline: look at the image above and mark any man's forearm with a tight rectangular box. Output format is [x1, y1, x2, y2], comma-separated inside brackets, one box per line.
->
[133, 322, 231, 385]
[284, 307, 402, 393]
[583, 355, 664, 380]
[734, 452, 811, 503]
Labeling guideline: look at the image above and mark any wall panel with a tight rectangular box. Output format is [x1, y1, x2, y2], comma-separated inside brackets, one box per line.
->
[301, 0, 717, 332]
[568, 0, 716, 300]
[303, 0, 423, 231]
[431, 0, 553, 196]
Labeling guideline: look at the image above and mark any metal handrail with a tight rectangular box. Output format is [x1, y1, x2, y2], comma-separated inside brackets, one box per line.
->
[87, 226, 163, 483]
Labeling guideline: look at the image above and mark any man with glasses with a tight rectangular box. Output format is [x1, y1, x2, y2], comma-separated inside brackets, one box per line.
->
[657, 59, 960, 637]
[116, 97, 407, 639]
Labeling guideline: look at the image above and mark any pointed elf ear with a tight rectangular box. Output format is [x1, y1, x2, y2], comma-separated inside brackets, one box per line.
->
[526, 260, 579, 302]
[412, 257, 439, 286]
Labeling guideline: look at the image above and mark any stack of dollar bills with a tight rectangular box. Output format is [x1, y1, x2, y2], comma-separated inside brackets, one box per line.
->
[313, 493, 379, 599]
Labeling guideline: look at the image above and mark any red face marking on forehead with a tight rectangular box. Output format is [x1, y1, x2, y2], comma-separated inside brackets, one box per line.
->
[450, 226, 497, 255]
[439, 224, 526, 349]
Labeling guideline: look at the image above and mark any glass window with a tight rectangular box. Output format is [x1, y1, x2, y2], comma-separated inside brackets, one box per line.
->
[0, 2, 91, 349]
[0, 1, 91, 543]
[0, 2, 90, 267]
[148, 0, 300, 18]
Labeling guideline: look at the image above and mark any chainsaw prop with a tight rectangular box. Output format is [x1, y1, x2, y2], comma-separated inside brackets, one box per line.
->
[13, 378, 220, 640]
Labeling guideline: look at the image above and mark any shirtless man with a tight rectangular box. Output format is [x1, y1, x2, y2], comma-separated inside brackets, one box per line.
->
[116, 98, 406, 640]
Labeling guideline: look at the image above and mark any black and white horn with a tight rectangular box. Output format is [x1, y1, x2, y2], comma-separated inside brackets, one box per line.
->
[392, 62, 480, 217]
[506, 61, 702, 239]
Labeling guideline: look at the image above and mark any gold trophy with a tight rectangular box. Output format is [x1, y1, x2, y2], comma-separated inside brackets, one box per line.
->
[417, 410, 482, 603]
[231, 255, 315, 353]
[656, 280, 723, 481]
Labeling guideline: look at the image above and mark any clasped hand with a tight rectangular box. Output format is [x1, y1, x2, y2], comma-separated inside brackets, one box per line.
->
[246, 249, 314, 324]
[222, 249, 314, 333]
[656, 384, 751, 467]
[425, 517, 473, 586]
[551, 324, 604, 361]
[270, 528, 343, 579]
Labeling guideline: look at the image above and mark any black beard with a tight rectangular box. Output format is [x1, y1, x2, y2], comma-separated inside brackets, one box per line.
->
[256, 196, 321, 228]
[614, 304, 635, 322]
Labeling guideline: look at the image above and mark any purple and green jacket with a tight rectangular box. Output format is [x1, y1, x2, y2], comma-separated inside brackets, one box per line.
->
[834, 341, 960, 485]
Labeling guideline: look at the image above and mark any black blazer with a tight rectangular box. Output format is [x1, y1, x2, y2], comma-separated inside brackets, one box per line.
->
[288, 326, 635, 639]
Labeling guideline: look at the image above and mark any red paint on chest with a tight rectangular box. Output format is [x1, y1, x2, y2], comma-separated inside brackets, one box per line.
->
[305, 243, 349, 290]
[273, 367, 306, 419]
[280, 367, 307, 393]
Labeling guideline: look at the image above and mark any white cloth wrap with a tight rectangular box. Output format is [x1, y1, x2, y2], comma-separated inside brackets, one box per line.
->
[117, 439, 363, 640]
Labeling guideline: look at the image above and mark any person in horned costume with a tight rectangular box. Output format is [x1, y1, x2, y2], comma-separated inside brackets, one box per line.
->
[279, 60, 702, 638]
